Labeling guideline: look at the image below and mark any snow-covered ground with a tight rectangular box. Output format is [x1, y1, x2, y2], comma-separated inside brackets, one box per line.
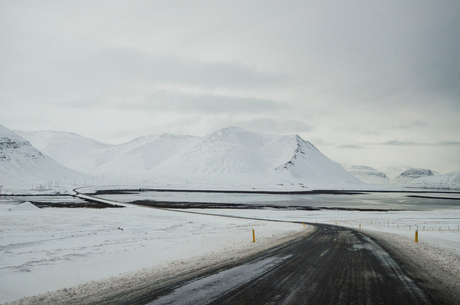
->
[1, 193, 459, 304]
[0, 199, 306, 304]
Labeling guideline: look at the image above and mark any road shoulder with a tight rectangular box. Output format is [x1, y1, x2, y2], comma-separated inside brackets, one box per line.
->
[363, 229, 460, 303]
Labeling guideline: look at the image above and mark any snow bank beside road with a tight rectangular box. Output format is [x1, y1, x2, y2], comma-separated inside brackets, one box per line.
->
[0, 200, 308, 304]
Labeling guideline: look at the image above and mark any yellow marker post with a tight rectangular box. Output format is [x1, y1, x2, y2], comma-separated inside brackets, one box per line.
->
[359, 224, 361, 229]
[415, 230, 418, 243]
[252, 229, 255, 243]
[303, 222, 305, 228]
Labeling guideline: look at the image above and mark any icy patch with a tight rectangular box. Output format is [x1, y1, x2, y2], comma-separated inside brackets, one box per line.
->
[149, 255, 292, 305]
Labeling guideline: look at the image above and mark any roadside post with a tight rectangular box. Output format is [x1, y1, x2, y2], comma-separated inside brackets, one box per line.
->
[252, 229, 255, 243]
[415, 230, 418, 243]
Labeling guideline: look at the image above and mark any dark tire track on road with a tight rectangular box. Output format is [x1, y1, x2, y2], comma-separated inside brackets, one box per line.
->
[144, 224, 453, 305]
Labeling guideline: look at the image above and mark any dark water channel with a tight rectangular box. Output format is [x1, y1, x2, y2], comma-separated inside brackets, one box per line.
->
[96, 191, 460, 211]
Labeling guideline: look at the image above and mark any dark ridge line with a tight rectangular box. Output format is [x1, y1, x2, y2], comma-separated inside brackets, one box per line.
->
[406, 195, 460, 201]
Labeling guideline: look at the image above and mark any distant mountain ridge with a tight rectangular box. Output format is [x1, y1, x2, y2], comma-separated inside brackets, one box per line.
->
[18, 126, 363, 186]
[342, 165, 390, 184]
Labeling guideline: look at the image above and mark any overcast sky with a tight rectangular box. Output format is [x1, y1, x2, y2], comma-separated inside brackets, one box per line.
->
[1, 0, 459, 173]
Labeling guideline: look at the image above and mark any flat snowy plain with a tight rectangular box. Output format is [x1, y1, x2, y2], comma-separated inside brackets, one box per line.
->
[0, 191, 459, 304]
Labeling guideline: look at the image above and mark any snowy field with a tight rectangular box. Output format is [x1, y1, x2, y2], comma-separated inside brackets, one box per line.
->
[0, 199, 306, 304]
[1, 193, 459, 304]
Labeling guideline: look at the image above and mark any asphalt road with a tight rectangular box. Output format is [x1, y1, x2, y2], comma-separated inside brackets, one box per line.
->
[139, 224, 453, 305]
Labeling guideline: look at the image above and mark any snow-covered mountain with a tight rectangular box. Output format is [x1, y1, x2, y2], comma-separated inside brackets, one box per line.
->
[92, 133, 199, 176]
[392, 168, 435, 184]
[342, 165, 390, 184]
[152, 127, 362, 185]
[378, 166, 440, 180]
[378, 166, 414, 180]
[0, 125, 89, 191]
[19, 126, 363, 187]
[410, 171, 460, 189]
[16, 130, 113, 171]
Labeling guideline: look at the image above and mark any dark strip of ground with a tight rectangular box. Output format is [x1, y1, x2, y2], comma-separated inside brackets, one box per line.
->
[30, 201, 124, 209]
[407, 195, 460, 200]
[131, 200, 399, 212]
[90, 189, 367, 195]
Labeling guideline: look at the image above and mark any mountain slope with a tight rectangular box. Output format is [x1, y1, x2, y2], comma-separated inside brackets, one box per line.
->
[274, 136, 362, 184]
[392, 168, 435, 184]
[0, 125, 89, 190]
[410, 171, 460, 189]
[92, 133, 199, 176]
[342, 165, 390, 184]
[16, 130, 113, 172]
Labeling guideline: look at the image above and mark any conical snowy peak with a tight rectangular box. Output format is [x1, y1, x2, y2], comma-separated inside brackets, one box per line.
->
[274, 135, 363, 184]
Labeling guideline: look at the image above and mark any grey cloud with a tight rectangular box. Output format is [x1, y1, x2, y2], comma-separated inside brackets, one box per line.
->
[0, 47, 293, 99]
[391, 121, 428, 129]
[236, 118, 313, 134]
[78, 48, 293, 89]
[337, 145, 366, 149]
[112, 90, 288, 115]
[378, 141, 460, 147]
[436, 141, 460, 147]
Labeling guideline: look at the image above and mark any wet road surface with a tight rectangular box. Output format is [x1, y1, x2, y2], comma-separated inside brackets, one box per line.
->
[140, 224, 453, 305]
